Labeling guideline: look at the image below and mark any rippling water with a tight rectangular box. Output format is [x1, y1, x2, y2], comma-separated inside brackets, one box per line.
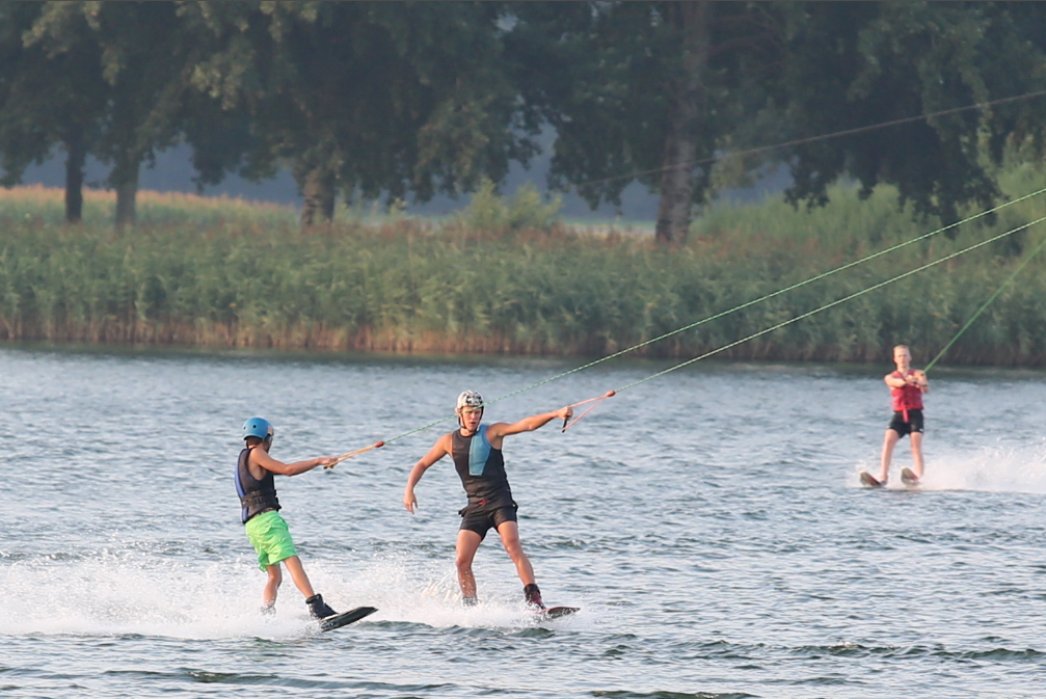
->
[2, 346, 1045, 698]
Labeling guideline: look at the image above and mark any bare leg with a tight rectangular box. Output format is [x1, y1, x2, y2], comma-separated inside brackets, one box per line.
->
[910, 431, 925, 478]
[263, 564, 283, 608]
[455, 530, 483, 600]
[496, 521, 536, 586]
[281, 555, 317, 599]
[879, 429, 900, 483]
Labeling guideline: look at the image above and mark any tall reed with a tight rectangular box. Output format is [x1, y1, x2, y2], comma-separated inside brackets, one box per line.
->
[0, 179, 1043, 366]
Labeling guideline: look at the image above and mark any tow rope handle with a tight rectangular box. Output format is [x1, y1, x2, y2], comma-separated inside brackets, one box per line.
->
[326, 440, 385, 469]
[562, 390, 616, 432]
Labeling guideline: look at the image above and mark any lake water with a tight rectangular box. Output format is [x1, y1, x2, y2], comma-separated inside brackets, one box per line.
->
[1, 345, 1044, 698]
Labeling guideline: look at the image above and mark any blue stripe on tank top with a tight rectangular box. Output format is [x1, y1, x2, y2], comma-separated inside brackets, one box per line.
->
[468, 424, 491, 476]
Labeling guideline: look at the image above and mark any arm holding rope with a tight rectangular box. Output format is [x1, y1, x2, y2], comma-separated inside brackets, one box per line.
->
[325, 440, 385, 469]
[486, 406, 573, 446]
[884, 372, 906, 389]
[909, 370, 929, 392]
[884, 369, 928, 391]
[252, 447, 335, 476]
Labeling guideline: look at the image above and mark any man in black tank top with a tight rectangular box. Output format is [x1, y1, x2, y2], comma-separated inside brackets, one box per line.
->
[403, 391, 572, 609]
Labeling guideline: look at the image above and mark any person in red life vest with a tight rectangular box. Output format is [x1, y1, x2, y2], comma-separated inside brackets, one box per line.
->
[236, 417, 341, 619]
[403, 391, 572, 609]
[876, 345, 929, 484]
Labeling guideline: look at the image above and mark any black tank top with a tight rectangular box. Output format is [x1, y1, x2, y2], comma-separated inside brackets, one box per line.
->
[235, 447, 280, 524]
[451, 425, 513, 510]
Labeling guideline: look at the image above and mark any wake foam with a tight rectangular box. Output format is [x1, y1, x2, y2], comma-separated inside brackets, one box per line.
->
[0, 549, 584, 639]
[854, 437, 1046, 494]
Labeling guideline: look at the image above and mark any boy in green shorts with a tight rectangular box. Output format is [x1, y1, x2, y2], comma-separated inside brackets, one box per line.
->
[235, 416, 339, 618]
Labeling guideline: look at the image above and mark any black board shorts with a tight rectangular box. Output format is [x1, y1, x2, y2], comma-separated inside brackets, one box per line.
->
[458, 502, 518, 540]
[888, 409, 924, 437]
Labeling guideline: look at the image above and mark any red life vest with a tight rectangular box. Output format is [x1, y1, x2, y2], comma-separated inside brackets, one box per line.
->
[890, 370, 924, 422]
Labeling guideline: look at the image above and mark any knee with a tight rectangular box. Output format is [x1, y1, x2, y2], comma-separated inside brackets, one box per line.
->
[267, 567, 283, 587]
[455, 552, 473, 573]
[502, 538, 524, 560]
[456, 548, 476, 569]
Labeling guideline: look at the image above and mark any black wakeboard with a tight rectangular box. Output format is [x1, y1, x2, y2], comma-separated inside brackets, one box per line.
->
[319, 605, 377, 632]
[537, 605, 579, 620]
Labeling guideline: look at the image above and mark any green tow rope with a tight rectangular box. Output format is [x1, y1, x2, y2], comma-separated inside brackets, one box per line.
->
[924, 230, 1046, 374]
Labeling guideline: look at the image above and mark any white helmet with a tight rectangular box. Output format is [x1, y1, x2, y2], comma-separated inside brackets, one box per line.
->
[455, 390, 484, 413]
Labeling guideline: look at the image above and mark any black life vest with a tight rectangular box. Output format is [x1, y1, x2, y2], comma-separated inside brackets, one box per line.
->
[235, 446, 280, 524]
[451, 424, 513, 510]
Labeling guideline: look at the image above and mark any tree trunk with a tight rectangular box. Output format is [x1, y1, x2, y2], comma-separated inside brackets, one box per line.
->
[299, 166, 336, 228]
[113, 160, 139, 229]
[64, 131, 85, 224]
[655, 1, 710, 245]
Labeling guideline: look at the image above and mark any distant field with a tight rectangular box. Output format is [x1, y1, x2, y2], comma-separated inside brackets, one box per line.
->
[0, 174, 1044, 366]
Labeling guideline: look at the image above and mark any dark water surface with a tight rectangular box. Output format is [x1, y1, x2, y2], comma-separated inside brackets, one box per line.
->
[2, 346, 1044, 698]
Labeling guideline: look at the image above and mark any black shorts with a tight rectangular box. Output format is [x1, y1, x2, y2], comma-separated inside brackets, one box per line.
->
[888, 409, 924, 437]
[458, 502, 518, 540]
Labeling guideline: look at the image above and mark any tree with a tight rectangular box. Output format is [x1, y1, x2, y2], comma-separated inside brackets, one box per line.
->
[2, 2, 243, 226]
[764, 2, 1046, 230]
[157, 2, 262, 200]
[508, 1, 779, 244]
[7, 1, 1044, 238]
[0, 2, 106, 222]
[512, 2, 1046, 245]
[188, 1, 538, 228]
[92, 2, 200, 228]
[23, 2, 207, 228]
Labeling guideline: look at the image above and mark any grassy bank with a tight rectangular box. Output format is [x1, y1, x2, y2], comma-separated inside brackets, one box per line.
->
[1, 174, 1044, 366]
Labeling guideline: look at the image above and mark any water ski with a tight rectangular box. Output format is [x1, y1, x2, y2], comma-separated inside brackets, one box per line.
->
[901, 468, 920, 486]
[859, 471, 884, 488]
[538, 605, 579, 620]
[319, 605, 377, 632]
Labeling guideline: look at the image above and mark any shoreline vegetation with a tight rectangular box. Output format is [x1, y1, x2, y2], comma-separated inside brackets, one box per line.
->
[1, 173, 1044, 367]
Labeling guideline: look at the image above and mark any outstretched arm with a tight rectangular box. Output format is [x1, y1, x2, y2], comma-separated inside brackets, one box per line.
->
[404, 436, 451, 513]
[253, 448, 335, 477]
[487, 406, 573, 446]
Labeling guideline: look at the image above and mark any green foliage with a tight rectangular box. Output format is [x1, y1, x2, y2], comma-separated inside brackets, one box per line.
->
[455, 178, 563, 235]
[772, 2, 1046, 227]
[0, 183, 1043, 366]
[4, 1, 1046, 241]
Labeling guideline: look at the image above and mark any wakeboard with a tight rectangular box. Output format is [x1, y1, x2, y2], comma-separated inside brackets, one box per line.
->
[900, 467, 920, 486]
[537, 605, 579, 620]
[319, 605, 377, 632]
[859, 471, 884, 488]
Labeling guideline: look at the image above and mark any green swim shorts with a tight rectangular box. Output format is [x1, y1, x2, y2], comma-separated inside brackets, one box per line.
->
[244, 510, 298, 570]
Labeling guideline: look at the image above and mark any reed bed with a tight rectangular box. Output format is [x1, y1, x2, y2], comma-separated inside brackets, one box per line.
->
[0, 177, 1043, 366]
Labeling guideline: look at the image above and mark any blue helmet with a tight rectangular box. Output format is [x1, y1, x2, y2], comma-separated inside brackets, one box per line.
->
[242, 417, 274, 441]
